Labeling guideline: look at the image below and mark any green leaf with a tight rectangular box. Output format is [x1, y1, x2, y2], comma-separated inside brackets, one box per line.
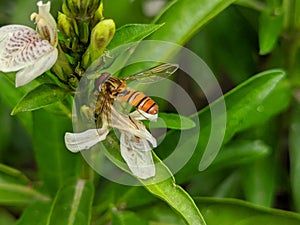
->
[11, 84, 69, 115]
[166, 69, 291, 182]
[0, 209, 16, 225]
[146, 0, 235, 60]
[111, 210, 148, 225]
[0, 164, 49, 205]
[259, 7, 284, 55]
[100, 136, 206, 225]
[241, 155, 277, 207]
[48, 179, 94, 225]
[0, 73, 33, 135]
[93, 184, 155, 216]
[142, 155, 206, 225]
[0, 163, 30, 185]
[16, 202, 52, 225]
[137, 202, 186, 225]
[196, 197, 300, 225]
[107, 24, 164, 50]
[152, 0, 235, 44]
[198, 69, 290, 170]
[289, 101, 300, 212]
[32, 109, 80, 195]
[209, 140, 271, 171]
[0, 184, 48, 206]
[144, 112, 196, 130]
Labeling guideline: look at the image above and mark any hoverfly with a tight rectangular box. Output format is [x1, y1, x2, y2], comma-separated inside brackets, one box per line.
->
[92, 63, 179, 118]
[66, 63, 179, 179]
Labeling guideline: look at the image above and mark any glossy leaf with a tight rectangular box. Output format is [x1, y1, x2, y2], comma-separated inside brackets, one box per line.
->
[142, 156, 206, 225]
[198, 69, 290, 170]
[107, 23, 164, 49]
[165, 70, 291, 182]
[100, 135, 206, 225]
[151, 0, 235, 44]
[196, 197, 300, 225]
[144, 112, 196, 130]
[48, 179, 94, 225]
[11, 84, 69, 115]
[259, 7, 284, 55]
[32, 110, 80, 195]
[209, 139, 271, 171]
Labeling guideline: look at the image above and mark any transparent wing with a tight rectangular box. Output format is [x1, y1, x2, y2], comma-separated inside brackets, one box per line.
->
[124, 63, 179, 84]
[120, 132, 155, 179]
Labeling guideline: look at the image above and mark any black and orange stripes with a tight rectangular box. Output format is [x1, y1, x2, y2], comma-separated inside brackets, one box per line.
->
[118, 89, 158, 114]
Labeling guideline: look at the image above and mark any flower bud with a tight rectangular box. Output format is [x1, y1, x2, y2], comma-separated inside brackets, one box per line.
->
[58, 12, 76, 38]
[91, 2, 104, 27]
[63, 0, 100, 18]
[82, 19, 115, 68]
[51, 45, 73, 82]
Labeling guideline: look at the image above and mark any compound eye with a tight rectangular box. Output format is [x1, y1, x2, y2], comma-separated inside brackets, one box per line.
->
[94, 72, 111, 90]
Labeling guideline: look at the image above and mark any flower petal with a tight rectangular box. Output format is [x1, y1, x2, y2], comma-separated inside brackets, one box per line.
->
[65, 128, 109, 153]
[120, 132, 155, 179]
[31, 1, 57, 46]
[129, 110, 158, 121]
[15, 48, 58, 87]
[110, 107, 157, 147]
[0, 25, 55, 73]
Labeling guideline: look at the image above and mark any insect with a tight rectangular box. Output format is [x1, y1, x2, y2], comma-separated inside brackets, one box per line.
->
[71, 63, 179, 179]
[91, 63, 179, 126]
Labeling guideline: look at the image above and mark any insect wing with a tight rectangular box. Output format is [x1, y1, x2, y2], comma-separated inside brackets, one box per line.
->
[124, 63, 179, 84]
[120, 132, 155, 179]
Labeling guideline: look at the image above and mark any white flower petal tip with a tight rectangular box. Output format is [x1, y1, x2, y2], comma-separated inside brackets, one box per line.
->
[133, 166, 155, 180]
[130, 110, 158, 121]
[120, 132, 156, 179]
[64, 129, 109, 153]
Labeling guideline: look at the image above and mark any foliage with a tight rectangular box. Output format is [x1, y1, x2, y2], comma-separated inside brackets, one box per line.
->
[1, 0, 300, 225]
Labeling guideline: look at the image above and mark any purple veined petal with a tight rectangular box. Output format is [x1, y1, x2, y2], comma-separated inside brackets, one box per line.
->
[15, 48, 58, 87]
[65, 128, 110, 153]
[0, 25, 55, 73]
[120, 132, 156, 179]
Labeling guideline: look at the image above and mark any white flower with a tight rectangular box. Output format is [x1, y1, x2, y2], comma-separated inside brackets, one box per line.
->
[0, 1, 58, 87]
[65, 107, 157, 179]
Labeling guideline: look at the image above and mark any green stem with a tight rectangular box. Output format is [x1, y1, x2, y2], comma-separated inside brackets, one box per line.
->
[282, 0, 300, 78]
[79, 156, 94, 181]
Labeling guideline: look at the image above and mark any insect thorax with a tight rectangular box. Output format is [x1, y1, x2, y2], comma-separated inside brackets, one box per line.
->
[102, 77, 128, 97]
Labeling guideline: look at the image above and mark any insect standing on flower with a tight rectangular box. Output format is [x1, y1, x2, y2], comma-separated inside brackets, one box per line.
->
[92, 63, 179, 122]
[65, 63, 179, 179]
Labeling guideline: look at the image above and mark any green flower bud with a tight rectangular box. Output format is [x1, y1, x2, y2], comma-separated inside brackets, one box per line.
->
[63, 0, 100, 18]
[82, 19, 115, 69]
[58, 12, 76, 37]
[51, 45, 73, 82]
[91, 2, 104, 27]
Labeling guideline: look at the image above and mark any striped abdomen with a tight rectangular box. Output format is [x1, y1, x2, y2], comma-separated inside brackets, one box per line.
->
[118, 89, 158, 115]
